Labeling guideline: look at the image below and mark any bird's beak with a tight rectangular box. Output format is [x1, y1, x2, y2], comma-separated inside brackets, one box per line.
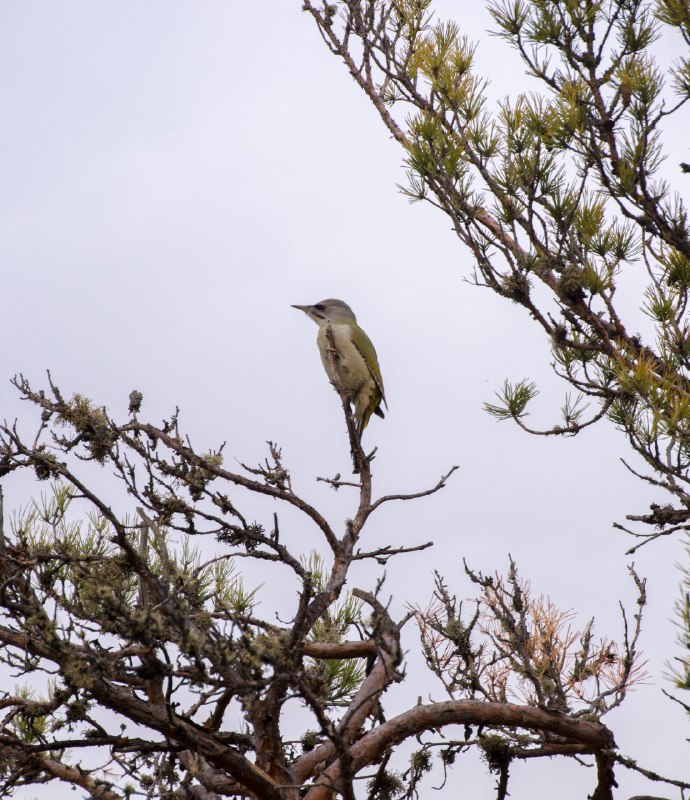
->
[291, 304, 311, 313]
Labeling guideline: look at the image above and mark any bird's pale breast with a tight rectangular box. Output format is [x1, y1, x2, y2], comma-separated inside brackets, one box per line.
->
[317, 323, 372, 396]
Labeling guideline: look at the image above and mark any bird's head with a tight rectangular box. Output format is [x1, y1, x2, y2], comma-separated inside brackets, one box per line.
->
[291, 299, 357, 326]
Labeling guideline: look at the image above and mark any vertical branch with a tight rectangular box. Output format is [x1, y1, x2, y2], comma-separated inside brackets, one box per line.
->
[496, 759, 510, 800]
[590, 751, 616, 800]
[323, 323, 370, 477]
[0, 485, 5, 556]
[137, 507, 171, 590]
[137, 510, 152, 610]
[134, 508, 166, 707]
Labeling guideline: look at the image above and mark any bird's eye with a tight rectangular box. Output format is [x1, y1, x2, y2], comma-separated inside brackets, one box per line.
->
[315, 304, 325, 311]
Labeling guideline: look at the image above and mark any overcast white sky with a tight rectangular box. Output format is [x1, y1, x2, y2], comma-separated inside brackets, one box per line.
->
[1, 2, 688, 798]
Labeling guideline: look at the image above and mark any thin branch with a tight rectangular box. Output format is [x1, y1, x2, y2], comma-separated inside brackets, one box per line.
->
[368, 466, 459, 513]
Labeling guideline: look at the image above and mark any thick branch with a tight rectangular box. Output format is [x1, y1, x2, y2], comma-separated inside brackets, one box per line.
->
[302, 699, 614, 799]
[303, 641, 377, 659]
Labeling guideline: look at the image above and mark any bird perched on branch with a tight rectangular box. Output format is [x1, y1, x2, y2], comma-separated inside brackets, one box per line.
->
[292, 299, 387, 438]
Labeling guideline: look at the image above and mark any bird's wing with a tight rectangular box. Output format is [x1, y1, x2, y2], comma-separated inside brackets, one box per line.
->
[351, 324, 387, 409]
